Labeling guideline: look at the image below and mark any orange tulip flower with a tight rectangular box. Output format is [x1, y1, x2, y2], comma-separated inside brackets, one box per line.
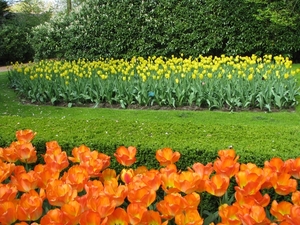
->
[16, 129, 36, 143]
[139, 210, 168, 225]
[34, 164, 60, 189]
[183, 192, 201, 211]
[235, 189, 270, 208]
[0, 183, 18, 203]
[44, 148, 69, 172]
[292, 191, 300, 206]
[127, 203, 147, 225]
[285, 205, 300, 225]
[174, 171, 203, 194]
[214, 156, 240, 178]
[238, 204, 270, 225]
[101, 168, 118, 182]
[61, 165, 89, 192]
[120, 168, 135, 184]
[40, 208, 65, 225]
[188, 162, 214, 180]
[11, 169, 39, 192]
[15, 142, 37, 163]
[16, 189, 43, 221]
[234, 168, 265, 196]
[68, 145, 91, 163]
[288, 157, 300, 179]
[0, 159, 15, 183]
[140, 170, 161, 191]
[98, 152, 111, 170]
[205, 174, 230, 197]
[156, 193, 187, 220]
[175, 209, 203, 225]
[160, 171, 181, 194]
[79, 151, 105, 177]
[90, 195, 116, 218]
[270, 200, 293, 221]
[127, 185, 156, 207]
[0, 201, 17, 225]
[114, 146, 137, 167]
[218, 204, 241, 225]
[61, 200, 83, 225]
[104, 207, 129, 225]
[1, 145, 18, 162]
[84, 180, 104, 199]
[155, 148, 180, 166]
[79, 209, 102, 225]
[264, 157, 291, 174]
[273, 173, 297, 195]
[46, 179, 78, 207]
[103, 178, 128, 207]
[218, 149, 239, 161]
[134, 165, 149, 175]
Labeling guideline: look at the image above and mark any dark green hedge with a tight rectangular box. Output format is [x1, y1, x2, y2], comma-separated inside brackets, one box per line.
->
[31, 0, 300, 61]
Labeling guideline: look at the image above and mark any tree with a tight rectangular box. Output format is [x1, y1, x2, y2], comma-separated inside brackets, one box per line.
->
[246, 0, 300, 27]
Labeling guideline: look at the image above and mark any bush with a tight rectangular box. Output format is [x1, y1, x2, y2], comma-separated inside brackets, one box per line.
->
[31, 0, 300, 61]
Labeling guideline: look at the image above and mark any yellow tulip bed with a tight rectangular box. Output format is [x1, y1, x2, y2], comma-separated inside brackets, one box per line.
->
[8, 55, 300, 111]
[1, 129, 300, 224]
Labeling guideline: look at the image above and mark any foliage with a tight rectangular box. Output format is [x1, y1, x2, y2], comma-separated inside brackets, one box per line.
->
[1, 129, 300, 224]
[8, 55, 300, 111]
[31, 0, 300, 62]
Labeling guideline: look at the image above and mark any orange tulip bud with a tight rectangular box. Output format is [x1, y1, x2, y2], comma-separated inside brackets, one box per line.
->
[155, 148, 180, 166]
[46, 179, 77, 207]
[205, 174, 230, 197]
[175, 209, 203, 225]
[16, 129, 36, 143]
[16, 189, 43, 221]
[127, 203, 147, 225]
[0, 201, 17, 225]
[40, 208, 64, 225]
[114, 146, 137, 167]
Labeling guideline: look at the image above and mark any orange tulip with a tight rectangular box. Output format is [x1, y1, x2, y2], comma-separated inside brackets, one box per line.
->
[155, 148, 180, 166]
[238, 204, 270, 225]
[0, 183, 18, 203]
[235, 189, 270, 208]
[79, 209, 101, 225]
[120, 168, 135, 184]
[273, 173, 297, 195]
[79, 151, 105, 177]
[127, 203, 147, 225]
[15, 142, 37, 163]
[46, 179, 78, 207]
[103, 178, 128, 207]
[234, 168, 265, 196]
[11, 169, 39, 192]
[218, 149, 239, 160]
[98, 152, 111, 170]
[114, 146, 137, 167]
[270, 200, 292, 221]
[264, 157, 291, 174]
[188, 162, 213, 180]
[205, 174, 230, 197]
[214, 156, 240, 178]
[140, 170, 161, 191]
[156, 193, 187, 220]
[101, 168, 118, 181]
[175, 209, 203, 225]
[218, 204, 241, 225]
[90, 195, 116, 218]
[183, 192, 201, 211]
[292, 191, 300, 205]
[288, 157, 300, 179]
[0, 159, 15, 183]
[0, 201, 17, 225]
[104, 207, 129, 225]
[44, 148, 69, 171]
[40, 208, 64, 225]
[134, 165, 149, 175]
[160, 171, 181, 194]
[1, 145, 18, 162]
[174, 171, 203, 194]
[16, 129, 36, 143]
[139, 210, 168, 225]
[68, 145, 91, 163]
[61, 165, 89, 192]
[84, 180, 104, 199]
[285, 205, 300, 225]
[127, 186, 156, 207]
[61, 200, 83, 225]
[34, 164, 60, 189]
[16, 189, 43, 221]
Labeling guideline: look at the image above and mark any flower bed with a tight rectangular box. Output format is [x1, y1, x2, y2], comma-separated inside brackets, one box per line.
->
[1, 129, 300, 225]
[8, 55, 300, 111]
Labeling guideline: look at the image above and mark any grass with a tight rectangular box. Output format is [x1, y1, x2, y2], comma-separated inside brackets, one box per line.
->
[1, 65, 300, 164]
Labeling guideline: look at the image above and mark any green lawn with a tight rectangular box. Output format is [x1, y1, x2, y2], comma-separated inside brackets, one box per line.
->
[1, 67, 300, 165]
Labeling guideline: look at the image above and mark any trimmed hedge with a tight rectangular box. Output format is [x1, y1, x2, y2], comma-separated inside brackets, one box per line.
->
[31, 0, 300, 61]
